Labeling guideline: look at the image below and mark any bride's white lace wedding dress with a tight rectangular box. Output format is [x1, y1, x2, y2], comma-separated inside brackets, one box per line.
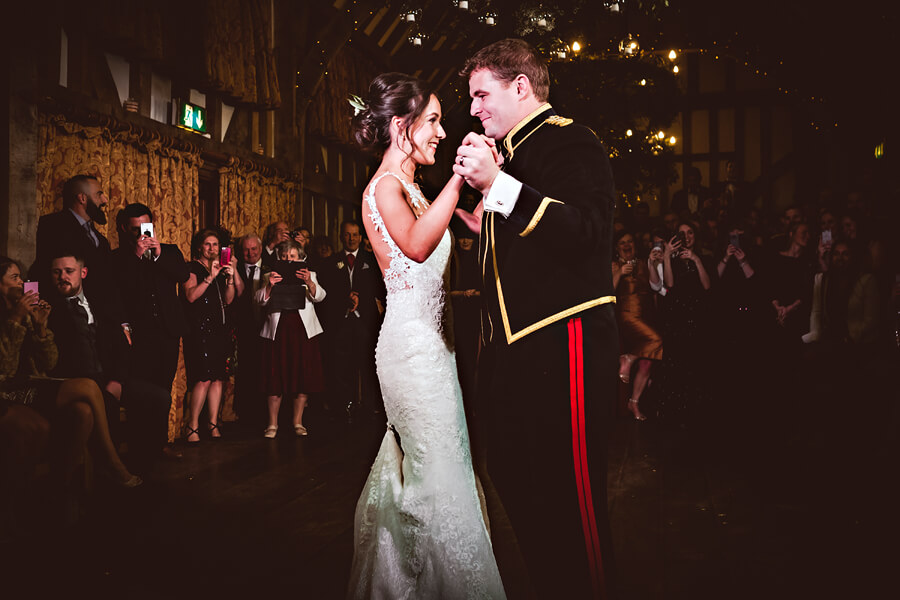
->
[347, 173, 506, 600]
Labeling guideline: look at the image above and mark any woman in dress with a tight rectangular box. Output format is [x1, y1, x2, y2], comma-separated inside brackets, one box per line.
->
[255, 240, 326, 438]
[659, 222, 712, 417]
[612, 231, 663, 421]
[346, 73, 506, 599]
[181, 229, 242, 443]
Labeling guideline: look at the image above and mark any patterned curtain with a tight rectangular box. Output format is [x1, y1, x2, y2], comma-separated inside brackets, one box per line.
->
[36, 113, 202, 441]
[218, 161, 299, 242]
[202, 0, 281, 108]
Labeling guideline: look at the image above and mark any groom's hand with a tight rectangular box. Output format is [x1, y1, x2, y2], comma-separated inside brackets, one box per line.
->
[454, 133, 501, 197]
[454, 200, 484, 234]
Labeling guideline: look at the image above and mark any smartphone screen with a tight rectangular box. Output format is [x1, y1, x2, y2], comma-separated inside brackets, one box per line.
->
[821, 230, 832, 245]
[24, 281, 39, 303]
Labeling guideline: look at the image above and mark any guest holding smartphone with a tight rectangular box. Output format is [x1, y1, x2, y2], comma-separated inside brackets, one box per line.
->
[181, 229, 243, 442]
[255, 240, 326, 438]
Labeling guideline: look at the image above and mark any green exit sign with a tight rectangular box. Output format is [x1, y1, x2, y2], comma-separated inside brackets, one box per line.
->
[175, 101, 207, 134]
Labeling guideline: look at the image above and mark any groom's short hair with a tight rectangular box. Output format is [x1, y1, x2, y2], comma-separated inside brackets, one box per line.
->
[460, 38, 550, 102]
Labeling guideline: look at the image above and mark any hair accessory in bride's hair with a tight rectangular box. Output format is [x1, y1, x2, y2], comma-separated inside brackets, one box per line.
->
[348, 94, 368, 116]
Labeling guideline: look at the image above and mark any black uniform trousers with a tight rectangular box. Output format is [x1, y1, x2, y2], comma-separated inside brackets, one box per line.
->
[482, 303, 618, 599]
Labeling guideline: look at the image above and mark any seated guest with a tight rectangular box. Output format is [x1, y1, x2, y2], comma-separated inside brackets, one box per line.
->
[612, 231, 664, 421]
[181, 229, 241, 442]
[47, 253, 172, 468]
[0, 256, 140, 501]
[255, 240, 326, 438]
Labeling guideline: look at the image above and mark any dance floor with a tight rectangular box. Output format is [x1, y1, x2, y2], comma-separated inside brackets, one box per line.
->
[2, 380, 896, 599]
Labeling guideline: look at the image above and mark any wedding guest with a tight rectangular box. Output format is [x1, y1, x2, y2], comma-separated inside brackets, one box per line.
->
[31, 174, 123, 325]
[612, 231, 663, 421]
[181, 229, 242, 442]
[768, 221, 814, 346]
[234, 233, 266, 426]
[0, 256, 140, 499]
[660, 222, 713, 416]
[262, 221, 290, 267]
[111, 203, 189, 461]
[318, 221, 384, 421]
[255, 240, 326, 438]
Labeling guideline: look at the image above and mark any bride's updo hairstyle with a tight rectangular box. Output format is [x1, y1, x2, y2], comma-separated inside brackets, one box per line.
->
[352, 72, 435, 156]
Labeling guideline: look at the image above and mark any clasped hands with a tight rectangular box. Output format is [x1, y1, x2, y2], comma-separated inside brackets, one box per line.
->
[453, 133, 503, 233]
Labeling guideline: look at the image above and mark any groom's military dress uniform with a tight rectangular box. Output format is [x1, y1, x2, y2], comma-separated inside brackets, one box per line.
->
[478, 103, 618, 599]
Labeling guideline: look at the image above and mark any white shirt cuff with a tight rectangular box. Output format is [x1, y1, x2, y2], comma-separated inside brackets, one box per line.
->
[483, 171, 522, 218]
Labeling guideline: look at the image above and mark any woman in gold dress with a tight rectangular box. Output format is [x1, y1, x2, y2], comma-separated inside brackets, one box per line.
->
[612, 231, 663, 420]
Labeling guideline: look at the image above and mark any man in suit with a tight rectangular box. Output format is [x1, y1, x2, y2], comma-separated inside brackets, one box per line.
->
[233, 233, 266, 427]
[46, 252, 172, 466]
[110, 203, 189, 459]
[317, 220, 384, 420]
[455, 39, 619, 599]
[32, 174, 123, 324]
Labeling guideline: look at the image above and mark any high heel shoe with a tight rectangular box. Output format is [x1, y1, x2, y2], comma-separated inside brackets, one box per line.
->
[627, 398, 647, 421]
[208, 422, 222, 440]
[185, 425, 201, 444]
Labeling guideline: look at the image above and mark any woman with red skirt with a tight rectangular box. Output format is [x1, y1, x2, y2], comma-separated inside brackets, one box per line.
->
[255, 240, 326, 438]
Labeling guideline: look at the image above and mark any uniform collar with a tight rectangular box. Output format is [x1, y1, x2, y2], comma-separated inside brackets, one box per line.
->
[499, 103, 554, 161]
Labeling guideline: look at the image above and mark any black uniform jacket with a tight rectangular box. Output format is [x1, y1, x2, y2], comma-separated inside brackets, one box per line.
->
[480, 104, 617, 345]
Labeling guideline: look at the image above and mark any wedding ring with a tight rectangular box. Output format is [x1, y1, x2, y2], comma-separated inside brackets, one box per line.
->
[458, 156, 465, 167]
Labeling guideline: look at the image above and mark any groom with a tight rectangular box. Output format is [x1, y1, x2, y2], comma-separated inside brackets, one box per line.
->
[454, 39, 619, 599]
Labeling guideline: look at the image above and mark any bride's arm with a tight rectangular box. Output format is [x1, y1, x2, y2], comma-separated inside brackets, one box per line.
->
[373, 174, 465, 263]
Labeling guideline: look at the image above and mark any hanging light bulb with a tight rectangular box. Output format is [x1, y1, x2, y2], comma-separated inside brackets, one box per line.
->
[626, 129, 633, 137]
[572, 41, 582, 53]
[673, 65, 679, 74]
[457, 0, 469, 9]
[619, 34, 639, 57]
[668, 50, 677, 60]
[657, 131, 665, 140]
[669, 136, 677, 145]
[640, 79, 647, 86]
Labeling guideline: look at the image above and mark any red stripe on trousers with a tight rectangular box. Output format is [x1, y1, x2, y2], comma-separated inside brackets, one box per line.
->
[568, 317, 607, 599]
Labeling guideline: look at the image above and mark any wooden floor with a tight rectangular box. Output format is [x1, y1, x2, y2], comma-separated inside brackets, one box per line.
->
[3, 360, 898, 599]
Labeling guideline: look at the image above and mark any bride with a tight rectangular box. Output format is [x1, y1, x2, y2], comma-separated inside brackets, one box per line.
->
[346, 73, 506, 599]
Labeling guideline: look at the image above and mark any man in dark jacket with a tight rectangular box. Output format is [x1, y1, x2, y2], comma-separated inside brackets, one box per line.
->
[47, 252, 172, 465]
[455, 38, 619, 599]
[317, 221, 384, 420]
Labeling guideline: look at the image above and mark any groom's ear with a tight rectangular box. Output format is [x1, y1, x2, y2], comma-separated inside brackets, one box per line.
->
[514, 74, 532, 98]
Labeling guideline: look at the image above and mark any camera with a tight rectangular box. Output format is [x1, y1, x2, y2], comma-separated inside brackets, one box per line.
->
[729, 232, 741, 250]
[674, 231, 686, 246]
[220, 246, 232, 266]
[652, 241, 665, 252]
[140, 222, 154, 238]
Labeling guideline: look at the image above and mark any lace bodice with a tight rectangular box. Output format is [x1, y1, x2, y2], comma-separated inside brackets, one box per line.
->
[366, 172, 451, 290]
